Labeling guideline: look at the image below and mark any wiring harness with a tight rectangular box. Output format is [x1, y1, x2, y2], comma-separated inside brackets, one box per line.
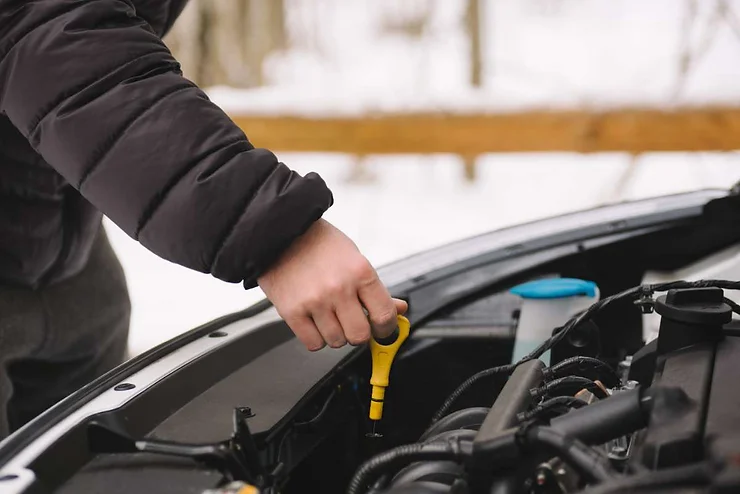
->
[348, 279, 740, 494]
[430, 279, 740, 422]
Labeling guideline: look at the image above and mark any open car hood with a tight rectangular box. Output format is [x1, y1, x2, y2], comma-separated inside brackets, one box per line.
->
[0, 187, 737, 494]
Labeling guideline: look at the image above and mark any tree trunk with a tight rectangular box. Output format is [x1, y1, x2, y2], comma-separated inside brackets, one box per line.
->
[164, 0, 286, 88]
[244, 0, 287, 87]
[466, 0, 483, 87]
[163, 0, 203, 83]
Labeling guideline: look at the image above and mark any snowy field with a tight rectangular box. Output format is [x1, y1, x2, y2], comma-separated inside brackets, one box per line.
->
[109, 0, 740, 356]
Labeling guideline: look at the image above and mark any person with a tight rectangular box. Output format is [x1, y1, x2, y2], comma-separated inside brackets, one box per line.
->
[0, 0, 407, 438]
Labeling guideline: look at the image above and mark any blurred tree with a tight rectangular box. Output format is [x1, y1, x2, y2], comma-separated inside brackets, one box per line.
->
[379, 0, 483, 88]
[466, 0, 482, 87]
[244, 0, 287, 87]
[164, 0, 202, 82]
[164, 0, 286, 88]
[673, 0, 740, 101]
[380, 0, 432, 38]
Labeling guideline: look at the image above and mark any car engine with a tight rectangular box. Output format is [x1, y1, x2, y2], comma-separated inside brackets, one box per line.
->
[343, 280, 740, 494]
[59, 278, 740, 494]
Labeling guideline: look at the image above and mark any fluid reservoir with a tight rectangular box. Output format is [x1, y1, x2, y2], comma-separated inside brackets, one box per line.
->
[509, 278, 600, 365]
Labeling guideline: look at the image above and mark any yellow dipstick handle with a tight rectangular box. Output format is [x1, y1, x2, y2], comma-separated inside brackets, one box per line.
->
[368, 315, 410, 421]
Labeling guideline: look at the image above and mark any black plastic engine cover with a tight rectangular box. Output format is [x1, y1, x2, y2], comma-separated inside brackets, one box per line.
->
[636, 287, 734, 470]
[638, 342, 715, 469]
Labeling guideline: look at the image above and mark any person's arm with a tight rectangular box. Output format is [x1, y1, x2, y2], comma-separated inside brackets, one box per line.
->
[0, 0, 405, 348]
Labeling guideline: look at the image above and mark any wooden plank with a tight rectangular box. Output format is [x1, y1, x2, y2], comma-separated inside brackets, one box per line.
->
[230, 108, 740, 154]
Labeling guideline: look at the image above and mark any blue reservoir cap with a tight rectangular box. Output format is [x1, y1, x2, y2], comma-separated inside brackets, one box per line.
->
[510, 278, 597, 299]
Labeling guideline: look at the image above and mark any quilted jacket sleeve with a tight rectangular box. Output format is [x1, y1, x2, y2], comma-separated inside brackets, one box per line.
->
[0, 0, 333, 288]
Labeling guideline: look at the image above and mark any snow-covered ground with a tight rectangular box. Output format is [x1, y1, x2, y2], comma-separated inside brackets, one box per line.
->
[110, 0, 740, 355]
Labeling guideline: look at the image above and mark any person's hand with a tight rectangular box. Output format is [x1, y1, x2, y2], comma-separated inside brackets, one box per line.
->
[258, 219, 408, 351]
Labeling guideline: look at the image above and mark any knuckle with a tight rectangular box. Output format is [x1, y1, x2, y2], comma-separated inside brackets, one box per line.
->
[324, 280, 346, 297]
[280, 307, 303, 322]
[303, 293, 325, 311]
[350, 258, 376, 283]
[373, 309, 396, 328]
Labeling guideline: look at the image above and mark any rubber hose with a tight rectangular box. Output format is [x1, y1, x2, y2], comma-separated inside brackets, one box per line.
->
[471, 427, 613, 482]
[387, 431, 476, 490]
[420, 407, 489, 442]
[423, 429, 477, 444]
[347, 441, 471, 494]
[391, 460, 463, 488]
[525, 427, 615, 482]
[376, 482, 451, 494]
[549, 386, 649, 446]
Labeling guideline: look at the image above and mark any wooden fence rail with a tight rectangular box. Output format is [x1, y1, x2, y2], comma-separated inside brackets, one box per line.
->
[230, 107, 740, 155]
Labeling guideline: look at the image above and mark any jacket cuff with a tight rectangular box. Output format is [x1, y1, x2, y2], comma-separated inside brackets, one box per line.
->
[209, 164, 334, 289]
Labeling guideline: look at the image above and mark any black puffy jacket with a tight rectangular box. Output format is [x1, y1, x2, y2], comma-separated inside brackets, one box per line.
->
[0, 0, 333, 290]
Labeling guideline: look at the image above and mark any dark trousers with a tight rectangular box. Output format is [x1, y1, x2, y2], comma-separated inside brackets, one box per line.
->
[0, 227, 130, 438]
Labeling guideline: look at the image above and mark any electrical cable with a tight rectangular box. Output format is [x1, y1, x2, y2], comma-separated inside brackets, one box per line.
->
[543, 356, 620, 388]
[723, 296, 740, 316]
[522, 280, 740, 363]
[366, 280, 740, 492]
[516, 396, 588, 423]
[294, 387, 339, 429]
[271, 385, 342, 476]
[368, 474, 390, 493]
[472, 426, 614, 483]
[429, 364, 514, 423]
[530, 376, 608, 400]
[431, 280, 740, 423]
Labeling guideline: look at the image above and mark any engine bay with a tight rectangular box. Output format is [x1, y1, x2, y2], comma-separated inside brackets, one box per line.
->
[340, 280, 740, 494]
[74, 279, 740, 494]
[6, 189, 740, 494]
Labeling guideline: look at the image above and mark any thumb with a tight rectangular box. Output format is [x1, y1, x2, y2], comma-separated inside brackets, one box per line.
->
[369, 299, 408, 340]
[393, 298, 409, 316]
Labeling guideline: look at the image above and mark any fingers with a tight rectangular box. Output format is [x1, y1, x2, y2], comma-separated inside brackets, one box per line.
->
[358, 272, 398, 339]
[284, 314, 325, 352]
[336, 296, 372, 346]
[286, 296, 405, 351]
[274, 253, 405, 351]
[312, 309, 347, 348]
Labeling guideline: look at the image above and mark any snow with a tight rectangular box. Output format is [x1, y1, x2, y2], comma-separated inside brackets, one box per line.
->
[107, 0, 740, 356]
